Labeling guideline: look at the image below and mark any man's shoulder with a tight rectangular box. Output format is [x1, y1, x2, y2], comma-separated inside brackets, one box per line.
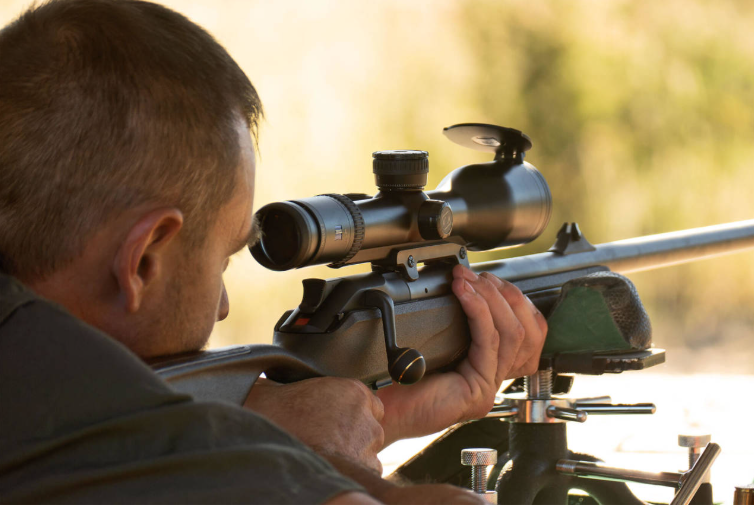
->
[0, 272, 362, 504]
[0, 272, 39, 324]
[0, 272, 188, 449]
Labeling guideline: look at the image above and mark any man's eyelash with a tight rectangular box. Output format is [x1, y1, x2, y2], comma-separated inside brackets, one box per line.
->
[248, 214, 261, 248]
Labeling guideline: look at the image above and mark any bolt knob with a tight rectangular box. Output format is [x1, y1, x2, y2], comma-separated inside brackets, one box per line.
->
[373, 150, 428, 190]
[418, 199, 453, 240]
[461, 448, 498, 466]
[388, 347, 425, 385]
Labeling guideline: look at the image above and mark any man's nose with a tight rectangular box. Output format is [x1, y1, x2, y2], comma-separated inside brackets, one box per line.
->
[217, 281, 230, 321]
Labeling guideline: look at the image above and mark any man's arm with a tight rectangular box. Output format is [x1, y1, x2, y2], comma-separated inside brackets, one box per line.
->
[244, 376, 386, 472]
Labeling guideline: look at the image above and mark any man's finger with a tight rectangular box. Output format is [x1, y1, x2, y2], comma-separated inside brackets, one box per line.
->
[480, 272, 546, 378]
[451, 267, 499, 386]
[467, 272, 527, 385]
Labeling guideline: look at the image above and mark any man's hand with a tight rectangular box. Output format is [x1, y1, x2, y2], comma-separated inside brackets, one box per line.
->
[243, 376, 385, 473]
[245, 264, 546, 461]
[376, 264, 548, 445]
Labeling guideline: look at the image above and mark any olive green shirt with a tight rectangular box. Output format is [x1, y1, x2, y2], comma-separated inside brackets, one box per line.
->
[0, 273, 362, 504]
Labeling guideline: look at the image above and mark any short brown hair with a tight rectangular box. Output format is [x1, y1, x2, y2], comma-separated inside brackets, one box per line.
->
[0, 0, 262, 280]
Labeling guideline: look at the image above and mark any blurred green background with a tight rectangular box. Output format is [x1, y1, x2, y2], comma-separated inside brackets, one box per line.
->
[2, 0, 752, 372]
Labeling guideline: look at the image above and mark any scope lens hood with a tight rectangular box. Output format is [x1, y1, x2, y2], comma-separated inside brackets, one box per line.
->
[251, 195, 364, 271]
[250, 201, 319, 271]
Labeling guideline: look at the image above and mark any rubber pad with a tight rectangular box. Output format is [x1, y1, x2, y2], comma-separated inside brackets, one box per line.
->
[542, 272, 652, 355]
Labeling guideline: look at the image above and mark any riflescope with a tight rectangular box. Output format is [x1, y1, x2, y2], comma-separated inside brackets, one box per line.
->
[250, 124, 552, 271]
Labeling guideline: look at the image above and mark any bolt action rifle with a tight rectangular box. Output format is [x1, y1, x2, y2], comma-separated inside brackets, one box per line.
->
[152, 124, 754, 505]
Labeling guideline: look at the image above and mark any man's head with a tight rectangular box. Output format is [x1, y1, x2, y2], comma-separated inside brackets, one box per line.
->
[0, 0, 262, 357]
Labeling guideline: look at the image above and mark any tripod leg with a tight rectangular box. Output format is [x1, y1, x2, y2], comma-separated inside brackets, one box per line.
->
[496, 424, 571, 504]
[534, 486, 570, 504]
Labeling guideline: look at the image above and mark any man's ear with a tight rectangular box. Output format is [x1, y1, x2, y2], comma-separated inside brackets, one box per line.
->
[113, 208, 184, 313]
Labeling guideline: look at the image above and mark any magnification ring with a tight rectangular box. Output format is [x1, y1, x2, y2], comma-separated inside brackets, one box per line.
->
[321, 193, 365, 268]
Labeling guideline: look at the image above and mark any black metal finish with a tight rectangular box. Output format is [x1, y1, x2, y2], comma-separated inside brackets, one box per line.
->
[496, 424, 645, 505]
[250, 123, 552, 271]
[541, 349, 667, 375]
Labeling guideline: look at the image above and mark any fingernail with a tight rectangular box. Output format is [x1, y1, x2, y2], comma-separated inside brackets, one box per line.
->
[481, 271, 503, 286]
[464, 280, 476, 293]
[462, 267, 478, 281]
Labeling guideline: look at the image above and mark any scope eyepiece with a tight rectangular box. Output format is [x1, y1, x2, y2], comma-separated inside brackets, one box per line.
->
[251, 194, 365, 271]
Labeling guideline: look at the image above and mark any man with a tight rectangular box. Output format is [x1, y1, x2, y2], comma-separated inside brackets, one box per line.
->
[0, 0, 547, 503]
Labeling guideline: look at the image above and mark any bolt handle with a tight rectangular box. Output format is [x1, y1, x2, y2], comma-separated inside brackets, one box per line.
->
[363, 290, 425, 385]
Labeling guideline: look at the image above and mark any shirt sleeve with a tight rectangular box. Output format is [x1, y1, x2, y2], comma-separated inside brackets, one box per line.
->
[0, 278, 364, 504]
[2, 401, 364, 504]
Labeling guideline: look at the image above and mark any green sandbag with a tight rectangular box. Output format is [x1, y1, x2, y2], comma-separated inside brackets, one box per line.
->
[542, 272, 652, 355]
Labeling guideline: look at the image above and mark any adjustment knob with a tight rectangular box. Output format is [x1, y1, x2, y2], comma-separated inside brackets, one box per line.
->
[372, 150, 428, 190]
[461, 448, 498, 501]
[418, 199, 453, 240]
[461, 448, 498, 467]
[678, 433, 712, 448]
[679, 433, 712, 471]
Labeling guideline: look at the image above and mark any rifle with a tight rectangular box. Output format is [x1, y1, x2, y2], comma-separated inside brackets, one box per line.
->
[153, 124, 754, 504]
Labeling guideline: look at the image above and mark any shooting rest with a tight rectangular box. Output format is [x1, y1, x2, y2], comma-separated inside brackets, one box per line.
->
[393, 349, 720, 505]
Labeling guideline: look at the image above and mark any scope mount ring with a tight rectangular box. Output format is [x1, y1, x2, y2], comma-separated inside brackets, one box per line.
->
[443, 123, 532, 162]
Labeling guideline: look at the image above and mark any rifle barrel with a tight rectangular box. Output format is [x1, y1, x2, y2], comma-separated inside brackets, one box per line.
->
[474, 219, 754, 281]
